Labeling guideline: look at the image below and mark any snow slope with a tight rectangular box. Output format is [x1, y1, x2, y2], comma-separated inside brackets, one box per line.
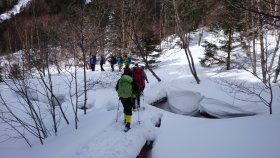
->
[0, 30, 279, 158]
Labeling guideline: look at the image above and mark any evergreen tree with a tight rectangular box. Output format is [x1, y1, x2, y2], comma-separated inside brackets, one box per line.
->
[201, 2, 246, 70]
[140, 29, 161, 67]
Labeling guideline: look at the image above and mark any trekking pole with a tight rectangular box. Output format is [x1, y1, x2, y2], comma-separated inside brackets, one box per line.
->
[142, 91, 145, 110]
[116, 99, 120, 122]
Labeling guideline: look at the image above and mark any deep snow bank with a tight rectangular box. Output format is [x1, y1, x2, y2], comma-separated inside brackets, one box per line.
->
[200, 98, 255, 118]
[160, 88, 256, 118]
[167, 90, 202, 116]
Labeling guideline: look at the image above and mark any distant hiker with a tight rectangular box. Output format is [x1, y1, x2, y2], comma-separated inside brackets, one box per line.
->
[117, 54, 123, 72]
[132, 63, 149, 108]
[116, 67, 139, 132]
[124, 54, 131, 68]
[89, 55, 96, 71]
[108, 54, 117, 72]
[100, 55, 105, 71]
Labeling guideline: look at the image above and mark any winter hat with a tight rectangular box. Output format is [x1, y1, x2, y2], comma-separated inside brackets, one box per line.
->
[123, 67, 132, 75]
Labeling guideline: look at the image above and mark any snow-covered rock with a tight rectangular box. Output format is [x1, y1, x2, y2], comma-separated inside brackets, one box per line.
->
[167, 90, 203, 116]
[200, 97, 255, 118]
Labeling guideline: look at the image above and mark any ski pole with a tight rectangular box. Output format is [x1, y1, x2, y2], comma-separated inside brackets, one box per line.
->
[116, 99, 120, 122]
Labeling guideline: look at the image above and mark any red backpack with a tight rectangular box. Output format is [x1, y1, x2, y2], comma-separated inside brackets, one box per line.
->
[133, 67, 145, 89]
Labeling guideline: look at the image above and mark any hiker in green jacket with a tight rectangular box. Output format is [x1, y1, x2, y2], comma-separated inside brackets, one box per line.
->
[116, 67, 139, 132]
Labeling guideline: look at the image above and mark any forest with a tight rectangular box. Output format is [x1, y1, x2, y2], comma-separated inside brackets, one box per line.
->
[0, 0, 279, 82]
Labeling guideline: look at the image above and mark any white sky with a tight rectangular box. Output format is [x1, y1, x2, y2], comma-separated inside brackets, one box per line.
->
[0, 30, 280, 158]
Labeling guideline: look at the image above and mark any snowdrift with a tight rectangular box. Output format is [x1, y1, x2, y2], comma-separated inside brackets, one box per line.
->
[166, 89, 255, 118]
[167, 90, 202, 116]
[200, 98, 256, 118]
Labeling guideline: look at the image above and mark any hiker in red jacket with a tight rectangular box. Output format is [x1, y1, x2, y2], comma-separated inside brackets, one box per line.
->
[132, 63, 149, 108]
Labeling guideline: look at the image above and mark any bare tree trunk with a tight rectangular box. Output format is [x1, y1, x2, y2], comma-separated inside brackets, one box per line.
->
[268, 32, 280, 71]
[252, 34, 257, 75]
[172, 0, 200, 84]
[121, 0, 125, 53]
[79, 4, 88, 115]
[64, 45, 79, 129]
[251, 0, 257, 75]
[272, 54, 280, 83]
[259, 20, 266, 83]
[226, 28, 232, 70]
[198, 29, 204, 46]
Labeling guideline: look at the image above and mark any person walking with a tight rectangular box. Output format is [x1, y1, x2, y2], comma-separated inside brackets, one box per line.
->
[100, 55, 105, 71]
[117, 54, 123, 72]
[132, 63, 149, 108]
[116, 67, 139, 132]
[108, 54, 117, 71]
[89, 54, 96, 71]
[124, 54, 131, 68]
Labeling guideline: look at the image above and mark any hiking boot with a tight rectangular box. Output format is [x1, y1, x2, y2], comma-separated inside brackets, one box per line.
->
[124, 123, 131, 132]
[125, 123, 130, 128]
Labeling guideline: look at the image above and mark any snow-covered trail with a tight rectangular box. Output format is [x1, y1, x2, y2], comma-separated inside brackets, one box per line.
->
[72, 105, 160, 158]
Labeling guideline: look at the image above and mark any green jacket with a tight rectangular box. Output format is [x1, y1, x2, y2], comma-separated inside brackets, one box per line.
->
[116, 75, 138, 98]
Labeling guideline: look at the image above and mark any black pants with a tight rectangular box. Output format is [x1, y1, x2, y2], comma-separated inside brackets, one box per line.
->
[91, 64, 95, 71]
[100, 64, 105, 71]
[120, 97, 135, 115]
[110, 64, 115, 71]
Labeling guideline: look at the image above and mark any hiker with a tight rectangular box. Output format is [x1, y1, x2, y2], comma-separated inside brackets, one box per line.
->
[89, 54, 96, 71]
[108, 54, 117, 72]
[116, 67, 139, 132]
[124, 54, 131, 68]
[100, 55, 105, 71]
[117, 54, 123, 72]
[132, 63, 149, 108]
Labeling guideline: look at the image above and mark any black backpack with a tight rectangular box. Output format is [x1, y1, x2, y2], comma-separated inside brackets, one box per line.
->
[113, 57, 117, 64]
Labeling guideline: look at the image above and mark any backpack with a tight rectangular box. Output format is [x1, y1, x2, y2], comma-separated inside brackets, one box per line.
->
[100, 56, 105, 64]
[113, 57, 117, 64]
[90, 55, 96, 64]
[117, 57, 123, 64]
[128, 56, 132, 63]
[117, 75, 133, 98]
[133, 67, 145, 89]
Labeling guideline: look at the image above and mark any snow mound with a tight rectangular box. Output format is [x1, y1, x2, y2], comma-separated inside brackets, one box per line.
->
[167, 90, 202, 116]
[200, 98, 255, 118]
